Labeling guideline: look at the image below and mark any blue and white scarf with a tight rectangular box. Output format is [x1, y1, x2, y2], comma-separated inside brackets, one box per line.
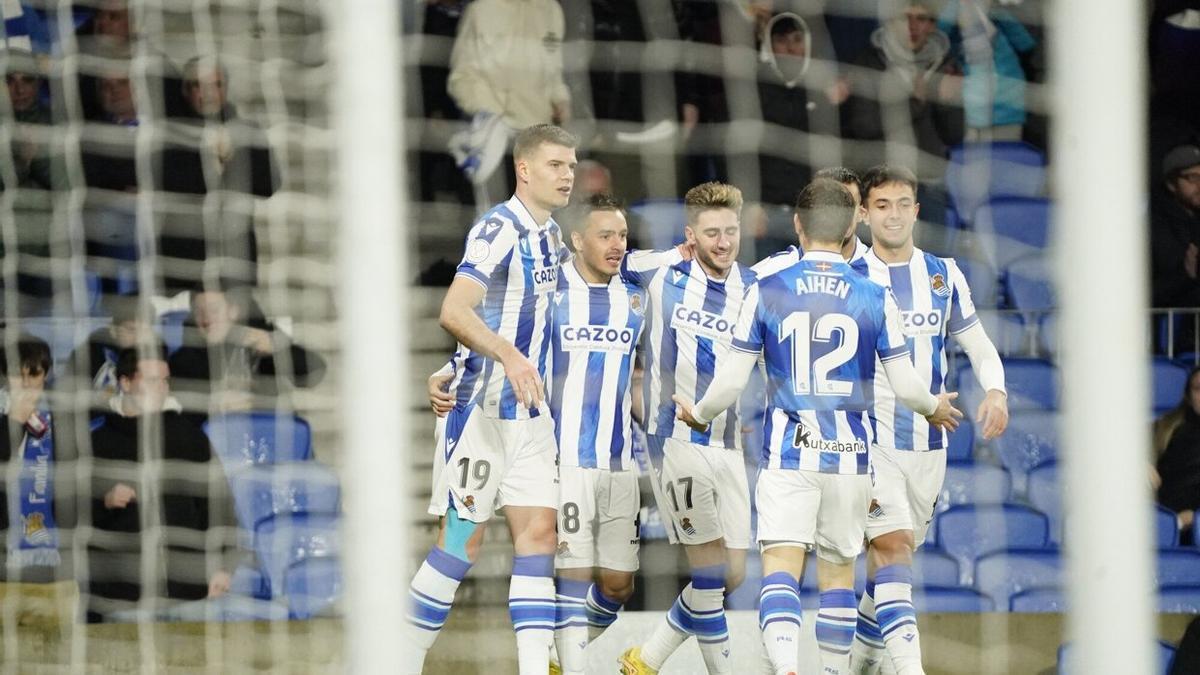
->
[5, 405, 60, 569]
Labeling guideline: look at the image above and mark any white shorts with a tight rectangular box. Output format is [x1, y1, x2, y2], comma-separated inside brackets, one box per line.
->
[866, 445, 947, 548]
[646, 436, 751, 550]
[555, 466, 641, 572]
[756, 469, 872, 565]
[426, 405, 559, 523]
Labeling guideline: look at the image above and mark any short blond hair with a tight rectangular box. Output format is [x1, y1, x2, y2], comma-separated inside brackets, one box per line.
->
[513, 124, 578, 161]
[684, 182, 743, 225]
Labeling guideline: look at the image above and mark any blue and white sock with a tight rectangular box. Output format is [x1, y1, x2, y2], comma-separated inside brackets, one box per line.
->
[874, 564, 924, 675]
[851, 580, 885, 675]
[816, 588, 858, 675]
[640, 587, 691, 669]
[402, 546, 472, 674]
[554, 577, 590, 675]
[509, 554, 556, 675]
[585, 583, 622, 640]
[685, 564, 732, 674]
[758, 571, 801, 675]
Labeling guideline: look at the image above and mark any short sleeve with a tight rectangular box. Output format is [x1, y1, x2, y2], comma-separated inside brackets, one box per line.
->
[620, 248, 681, 288]
[731, 283, 764, 354]
[946, 259, 981, 335]
[876, 289, 911, 363]
[455, 216, 518, 289]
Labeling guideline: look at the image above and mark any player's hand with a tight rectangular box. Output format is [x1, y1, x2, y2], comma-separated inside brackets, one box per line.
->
[975, 389, 1009, 440]
[428, 371, 455, 417]
[207, 570, 232, 598]
[104, 483, 137, 510]
[672, 395, 709, 433]
[675, 241, 695, 261]
[925, 392, 964, 432]
[502, 349, 543, 409]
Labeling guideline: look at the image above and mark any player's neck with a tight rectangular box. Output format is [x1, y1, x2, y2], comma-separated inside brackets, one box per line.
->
[873, 240, 915, 264]
[839, 238, 857, 260]
[573, 258, 612, 285]
[513, 188, 552, 227]
[695, 257, 731, 280]
[807, 242, 842, 256]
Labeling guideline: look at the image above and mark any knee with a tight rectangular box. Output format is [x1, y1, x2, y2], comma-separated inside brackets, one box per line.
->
[871, 532, 914, 567]
[599, 575, 635, 605]
[521, 514, 559, 552]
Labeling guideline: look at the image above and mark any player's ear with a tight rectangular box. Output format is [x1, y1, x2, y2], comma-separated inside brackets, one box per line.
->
[792, 213, 803, 237]
[683, 225, 696, 245]
[515, 156, 528, 184]
[913, 201, 920, 221]
[570, 229, 583, 252]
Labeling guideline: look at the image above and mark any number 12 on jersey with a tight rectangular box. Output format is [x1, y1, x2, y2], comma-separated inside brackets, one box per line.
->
[779, 311, 858, 396]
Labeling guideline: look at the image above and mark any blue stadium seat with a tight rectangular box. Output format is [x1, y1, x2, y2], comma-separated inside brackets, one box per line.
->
[946, 419, 975, 463]
[974, 548, 1062, 610]
[945, 142, 1047, 228]
[1004, 255, 1055, 312]
[1152, 358, 1189, 412]
[911, 549, 962, 589]
[972, 197, 1053, 272]
[913, 587, 994, 612]
[254, 513, 341, 596]
[1057, 641, 1177, 675]
[991, 410, 1059, 494]
[1156, 505, 1181, 548]
[935, 505, 1050, 584]
[1026, 461, 1063, 543]
[937, 463, 1013, 513]
[968, 310, 1028, 357]
[284, 556, 342, 619]
[229, 564, 271, 600]
[1159, 585, 1200, 613]
[1009, 587, 1066, 612]
[1157, 550, 1200, 586]
[955, 258, 1000, 309]
[204, 412, 314, 468]
[629, 199, 686, 250]
[1038, 313, 1058, 355]
[228, 463, 341, 534]
[959, 358, 1057, 413]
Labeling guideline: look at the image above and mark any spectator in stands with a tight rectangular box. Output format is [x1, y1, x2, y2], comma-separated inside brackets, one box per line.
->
[66, 295, 156, 400]
[5, 61, 53, 190]
[569, 159, 612, 203]
[416, 0, 474, 205]
[157, 57, 278, 293]
[937, 0, 1037, 141]
[748, 12, 843, 258]
[85, 345, 239, 622]
[843, 0, 964, 182]
[446, 0, 571, 201]
[80, 70, 140, 192]
[0, 334, 80, 626]
[1151, 143, 1200, 309]
[168, 282, 325, 415]
[1153, 364, 1200, 543]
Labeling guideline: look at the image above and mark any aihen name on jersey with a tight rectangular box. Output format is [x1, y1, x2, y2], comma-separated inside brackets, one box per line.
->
[670, 305, 734, 341]
[794, 270, 851, 298]
[559, 324, 637, 353]
[792, 421, 867, 454]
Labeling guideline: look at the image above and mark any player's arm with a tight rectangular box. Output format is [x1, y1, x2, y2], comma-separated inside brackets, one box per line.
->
[428, 357, 457, 417]
[619, 245, 691, 287]
[878, 289, 962, 430]
[945, 260, 1008, 439]
[955, 323, 1008, 439]
[440, 277, 543, 409]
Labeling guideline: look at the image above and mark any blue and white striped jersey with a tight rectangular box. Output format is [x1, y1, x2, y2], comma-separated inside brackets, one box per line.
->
[623, 251, 756, 449]
[549, 261, 647, 471]
[732, 251, 910, 474]
[750, 238, 869, 280]
[449, 196, 569, 420]
[864, 248, 980, 451]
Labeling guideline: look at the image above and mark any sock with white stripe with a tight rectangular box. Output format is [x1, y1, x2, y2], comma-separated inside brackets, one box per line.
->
[585, 583, 623, 641]
[874, 565, 925, 675]
[554, 577, 591, 675]
[402, 546, 472, 674]
[851, 581, 885, 675]
[685, 565, 732, 674]
[758, 571, 801, 675]
[510, 554, 556, 675]
[639, 587, 691, 670]
[817, 588, 858, 675]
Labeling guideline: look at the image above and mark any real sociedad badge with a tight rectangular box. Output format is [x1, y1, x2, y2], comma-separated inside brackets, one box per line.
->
[930, 273, 951, 298]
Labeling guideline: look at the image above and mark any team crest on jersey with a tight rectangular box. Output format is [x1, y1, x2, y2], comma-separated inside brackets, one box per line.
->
[556, 541, 571, 556]
[680, 518, 697, 536]
[629, 292, 643, 315]
[868, 499, 884, 519]
[930, 273, 951, 298]
[463, 495, 476, 514]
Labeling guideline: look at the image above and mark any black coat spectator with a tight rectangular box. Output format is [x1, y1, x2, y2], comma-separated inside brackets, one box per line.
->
[4, 65, 54, 190]
[1151, 144, 1200, 309]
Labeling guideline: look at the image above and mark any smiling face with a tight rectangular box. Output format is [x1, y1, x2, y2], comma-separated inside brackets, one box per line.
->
[516, 141, 576, 214]
[686, 208, 740, 278]
[866, 180, 920, 256]
[571, 208, 628, 281]
[120, 358, 170, 414]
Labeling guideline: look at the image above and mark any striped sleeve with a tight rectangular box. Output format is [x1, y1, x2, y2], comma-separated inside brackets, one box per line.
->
[876, 288, 911, 363]
[455, 217, 517, 288]
[946, 259, 980, 334]
[731, 282, 764, 354]
[619, 248, 680, 288]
